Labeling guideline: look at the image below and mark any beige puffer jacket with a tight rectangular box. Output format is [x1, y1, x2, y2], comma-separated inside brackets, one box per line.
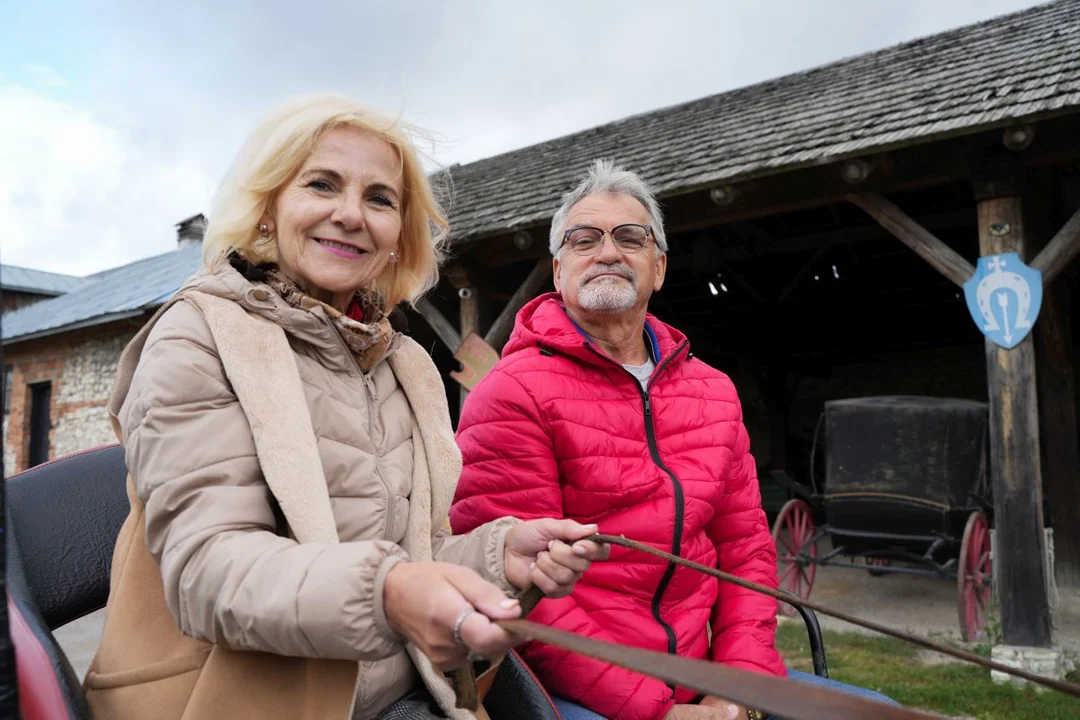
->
[111, 261, 517, 718]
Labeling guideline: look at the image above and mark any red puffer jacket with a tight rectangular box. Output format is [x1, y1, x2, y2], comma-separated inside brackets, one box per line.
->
[450, 293, 785, 720]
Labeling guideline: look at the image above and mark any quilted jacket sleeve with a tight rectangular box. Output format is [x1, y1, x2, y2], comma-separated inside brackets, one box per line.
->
[119, 300, 408, 662]
[451, 368, 677, 720]
[705, 390, 787, 677]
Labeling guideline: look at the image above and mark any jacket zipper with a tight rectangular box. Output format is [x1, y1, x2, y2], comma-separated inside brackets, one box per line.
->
[326, 326, 396, 540]
[585, 340, 690, 660]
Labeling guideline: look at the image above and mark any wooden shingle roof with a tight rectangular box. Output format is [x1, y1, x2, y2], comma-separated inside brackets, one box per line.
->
[439, 0, 1080, 245]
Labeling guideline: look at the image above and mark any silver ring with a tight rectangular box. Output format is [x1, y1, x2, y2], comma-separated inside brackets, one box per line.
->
[452, 608, 474, 646]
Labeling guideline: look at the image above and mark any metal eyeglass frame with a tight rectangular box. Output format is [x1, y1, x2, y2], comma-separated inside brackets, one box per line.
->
[560, 223, 654, 256]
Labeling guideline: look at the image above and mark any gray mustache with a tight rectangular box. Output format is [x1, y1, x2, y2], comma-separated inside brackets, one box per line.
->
[582, 264, 636, 283]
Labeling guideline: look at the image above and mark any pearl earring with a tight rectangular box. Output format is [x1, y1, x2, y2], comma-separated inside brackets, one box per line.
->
[258, 224, 269, 236]
[389, 251, 399, 264]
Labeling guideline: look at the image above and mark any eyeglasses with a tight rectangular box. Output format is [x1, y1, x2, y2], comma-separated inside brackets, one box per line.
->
[561, 223, 653, 256]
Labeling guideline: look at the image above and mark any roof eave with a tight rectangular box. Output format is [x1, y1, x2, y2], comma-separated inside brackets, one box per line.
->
[0, 285, 67, 297]
[2, 309, 148, 347]
[449, 103, 1080, 248]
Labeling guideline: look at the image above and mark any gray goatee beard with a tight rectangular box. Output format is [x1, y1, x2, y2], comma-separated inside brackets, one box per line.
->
[577, 265, 638, 314]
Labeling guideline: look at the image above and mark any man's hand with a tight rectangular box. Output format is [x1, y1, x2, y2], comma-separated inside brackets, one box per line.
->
[699, 695, 750, 720]
[504, 519, 610, 596]
[664, 701, 748, 720]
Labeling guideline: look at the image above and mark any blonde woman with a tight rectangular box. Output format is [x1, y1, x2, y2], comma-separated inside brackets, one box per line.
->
[84, 94, 607, 720]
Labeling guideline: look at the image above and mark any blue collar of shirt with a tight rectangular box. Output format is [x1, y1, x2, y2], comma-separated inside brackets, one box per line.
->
[563, 308, 661, 364]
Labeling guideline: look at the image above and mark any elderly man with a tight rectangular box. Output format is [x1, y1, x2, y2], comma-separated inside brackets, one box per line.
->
[449, 160, 889, 720]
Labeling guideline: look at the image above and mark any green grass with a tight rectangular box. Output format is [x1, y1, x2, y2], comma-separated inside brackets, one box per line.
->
[775, 620, 1080, 719]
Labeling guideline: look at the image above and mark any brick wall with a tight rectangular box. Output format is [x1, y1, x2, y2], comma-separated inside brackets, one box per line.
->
[3, 320, 140, 475]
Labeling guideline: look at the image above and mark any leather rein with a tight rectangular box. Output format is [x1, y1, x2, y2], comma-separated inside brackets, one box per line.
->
[449, 533, 1080, 720]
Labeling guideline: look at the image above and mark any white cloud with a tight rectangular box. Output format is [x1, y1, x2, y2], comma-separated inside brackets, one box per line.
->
[0, 85, 213, 276]
[25, 64, 70, 89]
[1, 0, 1047, 276]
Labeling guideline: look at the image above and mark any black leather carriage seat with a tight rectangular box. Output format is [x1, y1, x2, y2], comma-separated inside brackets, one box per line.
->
[6, 443, 129, 720]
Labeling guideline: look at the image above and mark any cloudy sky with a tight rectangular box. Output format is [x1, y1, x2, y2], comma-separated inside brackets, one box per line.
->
[1, 0, 1046, 277]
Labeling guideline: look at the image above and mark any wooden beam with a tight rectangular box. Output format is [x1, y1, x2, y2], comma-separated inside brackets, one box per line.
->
[484, 258, 553, 351]
[415, 296, 461, 352]
[460, 289, 480, 339]
[1030, 204, 1080, 286]
[976, 192, 1053, 648]
[846, 193, 975, 287]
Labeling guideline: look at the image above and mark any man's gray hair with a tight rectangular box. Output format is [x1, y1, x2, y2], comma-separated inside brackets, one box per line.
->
[548, 159, 668, 257]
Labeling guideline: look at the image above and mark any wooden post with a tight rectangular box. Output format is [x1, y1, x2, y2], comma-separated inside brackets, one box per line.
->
[459, 285, 480, 410]
[975, 188, 1053, 648]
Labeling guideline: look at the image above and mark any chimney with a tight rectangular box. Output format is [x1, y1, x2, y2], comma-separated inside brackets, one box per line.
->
[176, 213, 207, 248]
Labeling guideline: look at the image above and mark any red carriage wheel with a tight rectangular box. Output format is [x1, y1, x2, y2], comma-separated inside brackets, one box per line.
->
[771, 499, 818, 616]
[958, 510, 992, 642]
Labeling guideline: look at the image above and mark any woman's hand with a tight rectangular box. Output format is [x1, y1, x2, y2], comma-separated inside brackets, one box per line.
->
[503, 519, 611, 597]
[382, 561, 523, 671]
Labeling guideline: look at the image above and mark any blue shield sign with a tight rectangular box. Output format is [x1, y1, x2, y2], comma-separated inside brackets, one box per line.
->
[962, 252, 1043, 349]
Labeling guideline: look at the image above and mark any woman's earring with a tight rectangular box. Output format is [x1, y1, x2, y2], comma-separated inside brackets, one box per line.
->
[389, 251, 399, 264]
[255, 223, 274, 254]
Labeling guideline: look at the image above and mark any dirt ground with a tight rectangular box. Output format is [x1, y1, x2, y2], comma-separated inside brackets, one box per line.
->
[796, 558, 1080, 658]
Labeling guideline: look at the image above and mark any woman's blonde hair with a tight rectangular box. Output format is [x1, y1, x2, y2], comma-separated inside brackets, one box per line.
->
[202, 93, 449, 308]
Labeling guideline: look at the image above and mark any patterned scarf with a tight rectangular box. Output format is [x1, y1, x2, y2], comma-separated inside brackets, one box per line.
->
[229, 253, 394, 372]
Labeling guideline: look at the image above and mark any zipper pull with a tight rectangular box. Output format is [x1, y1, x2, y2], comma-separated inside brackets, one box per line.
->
[643, 393, 651, 415]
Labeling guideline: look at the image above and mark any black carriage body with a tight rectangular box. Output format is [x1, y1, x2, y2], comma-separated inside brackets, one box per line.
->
[822, 396, 990, 560]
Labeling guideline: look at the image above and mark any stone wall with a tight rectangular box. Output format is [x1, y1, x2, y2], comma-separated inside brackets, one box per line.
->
[3, 321, 138, 475]
[52, 333, 131, 458]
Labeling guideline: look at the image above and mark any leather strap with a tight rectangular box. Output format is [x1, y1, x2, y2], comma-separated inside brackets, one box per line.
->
[448, 532, 1080, 718]
[499, 619, 940, 720]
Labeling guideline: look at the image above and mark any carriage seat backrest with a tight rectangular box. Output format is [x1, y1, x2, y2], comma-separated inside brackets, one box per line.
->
[5, 444, 129, 719]
[7, 444, 129, 629]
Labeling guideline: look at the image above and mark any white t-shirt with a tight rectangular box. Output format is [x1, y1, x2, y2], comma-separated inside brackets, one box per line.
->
[622, 357, 655, 391]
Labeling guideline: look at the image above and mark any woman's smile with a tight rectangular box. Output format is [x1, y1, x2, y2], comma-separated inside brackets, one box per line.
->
[312, 236, 367, 258]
